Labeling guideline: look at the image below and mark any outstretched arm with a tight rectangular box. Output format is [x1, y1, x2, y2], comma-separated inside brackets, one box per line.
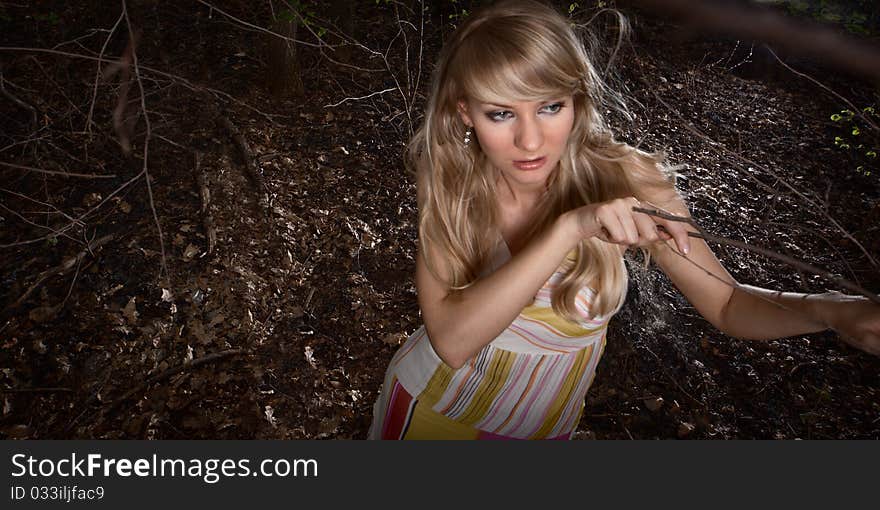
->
[645, 189, 880, 355]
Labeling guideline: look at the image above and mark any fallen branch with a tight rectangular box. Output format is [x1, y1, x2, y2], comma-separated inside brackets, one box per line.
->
[192, 151, 217, 254]
[102, 348, 246, 416]
[633, 206, 880, 305]
[4, 234, 114, 313]
[221, 115, 267, 193]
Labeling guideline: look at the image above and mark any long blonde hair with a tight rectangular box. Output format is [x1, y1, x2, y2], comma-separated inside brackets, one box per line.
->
[409, 0, 678, 321]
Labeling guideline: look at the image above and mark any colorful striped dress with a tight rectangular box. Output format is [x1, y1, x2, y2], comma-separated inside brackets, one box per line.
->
[368, 239, 626, 440]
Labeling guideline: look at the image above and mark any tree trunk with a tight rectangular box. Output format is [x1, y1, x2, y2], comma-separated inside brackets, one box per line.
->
[265, 14, 304, 99]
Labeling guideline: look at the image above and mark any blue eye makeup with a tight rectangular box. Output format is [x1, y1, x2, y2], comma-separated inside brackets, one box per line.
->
[540, 102, 565, 114]
[484, 101, 566, 122]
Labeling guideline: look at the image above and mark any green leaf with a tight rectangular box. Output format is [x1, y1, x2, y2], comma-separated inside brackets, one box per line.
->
[852, 126, 861, 136]
[831, 113, 842, 121]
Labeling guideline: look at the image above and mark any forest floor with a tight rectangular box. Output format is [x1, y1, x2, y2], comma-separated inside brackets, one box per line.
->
[1, 1, 878, 439]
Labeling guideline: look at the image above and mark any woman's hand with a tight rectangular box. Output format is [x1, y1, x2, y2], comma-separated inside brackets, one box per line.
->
[571, 197, 692, 254]
[816, 292, 880, 356]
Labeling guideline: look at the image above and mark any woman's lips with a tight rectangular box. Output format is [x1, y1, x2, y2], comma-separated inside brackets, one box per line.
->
[513, 156, 547, 170]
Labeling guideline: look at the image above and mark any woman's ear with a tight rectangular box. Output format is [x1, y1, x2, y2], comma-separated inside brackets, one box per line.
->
[457, 100, 473, 128]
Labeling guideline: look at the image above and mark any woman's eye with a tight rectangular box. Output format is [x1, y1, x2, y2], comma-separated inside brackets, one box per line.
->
[487, 110, 513, 122]
[541, 102, 564, 114]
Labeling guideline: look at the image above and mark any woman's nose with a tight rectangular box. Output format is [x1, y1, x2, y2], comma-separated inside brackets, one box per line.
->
[514, 116, 543, 153]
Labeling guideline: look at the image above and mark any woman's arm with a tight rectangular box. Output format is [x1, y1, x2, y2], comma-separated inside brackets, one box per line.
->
[418, 195, 693, 369]
[644, 188, 880, 353]
[416, 215, 578, 370]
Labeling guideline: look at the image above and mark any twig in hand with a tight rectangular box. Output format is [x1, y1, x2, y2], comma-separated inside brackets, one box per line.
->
[634, 206, 880, 305]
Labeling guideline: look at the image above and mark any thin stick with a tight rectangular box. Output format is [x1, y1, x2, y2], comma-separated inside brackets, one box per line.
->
[0, 387, 73, 393]
[650, 91, 879, 270]
[634, 206, 880, 304]
[4, 234, 113, 312]
[103, 349, 246, 415]
[0, 46, 281, 123]
[0, 73, 38, 125]
[122, 0, 167, 282]
[0, 161, 116, 179]
[85, 10, 124, 135]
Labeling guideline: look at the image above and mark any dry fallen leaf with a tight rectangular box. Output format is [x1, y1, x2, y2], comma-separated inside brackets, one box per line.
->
[122, 297, 139, 324]
[264, 405, 277, 428]
[382, 332, 406, 346]
[28, 305, 61, 324]
[643, 396, 664, 412]
[678, 421, 696, 438]
[304, 346, 317, 368]
[183, 243, 200, 260]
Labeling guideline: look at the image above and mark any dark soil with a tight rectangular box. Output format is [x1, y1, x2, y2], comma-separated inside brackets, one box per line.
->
[1, 1, 878, 440]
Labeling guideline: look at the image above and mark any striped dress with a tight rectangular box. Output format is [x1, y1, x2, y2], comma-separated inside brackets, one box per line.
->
[368, 239, 626, 440]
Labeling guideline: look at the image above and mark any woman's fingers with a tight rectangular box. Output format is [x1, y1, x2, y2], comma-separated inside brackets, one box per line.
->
[582, 198, 693, 254]
[635, 201, 692, 254]
[596, 207, 627, 244]
[662, 220, 691, 254]
[632, 210, 661, 244]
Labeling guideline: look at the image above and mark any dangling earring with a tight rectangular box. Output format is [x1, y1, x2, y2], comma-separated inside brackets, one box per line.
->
[463, 127, 472, 147]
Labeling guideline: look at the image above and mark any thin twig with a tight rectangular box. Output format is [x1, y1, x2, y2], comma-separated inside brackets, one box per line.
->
[85, 10, 124, 134]
[0, 161, 116, 179]
[0, 73, 38, 125]
[4, 234, 113, 313]
[0, 387, 73, 393]
[0, 46, 282, 123]
[122, 0, 167, 282]
[102, 349, 246, 415]
[649, 90, 879, 270]
[765, 46, 879, 133]
[324, 87, 396, 108]
[634, 206, 880, 304]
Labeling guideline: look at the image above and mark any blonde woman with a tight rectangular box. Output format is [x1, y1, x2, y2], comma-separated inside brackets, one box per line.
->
[368, 0, 880, 440]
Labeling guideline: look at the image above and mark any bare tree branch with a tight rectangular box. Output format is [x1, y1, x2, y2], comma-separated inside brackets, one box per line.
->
[0, 161, 116, 179]
[634, 206, 880, 305]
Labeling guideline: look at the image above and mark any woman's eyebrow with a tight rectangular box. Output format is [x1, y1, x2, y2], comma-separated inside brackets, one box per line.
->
[482, 102, 514, 109]
[482, 98, 566, 109]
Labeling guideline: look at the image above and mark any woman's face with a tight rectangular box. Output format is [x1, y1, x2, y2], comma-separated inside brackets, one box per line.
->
[458, 94, 575, 195]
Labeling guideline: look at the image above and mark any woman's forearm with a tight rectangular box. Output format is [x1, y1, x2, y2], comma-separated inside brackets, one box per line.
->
[718, 284, 831, 340]
[422, 212, 581, 369]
